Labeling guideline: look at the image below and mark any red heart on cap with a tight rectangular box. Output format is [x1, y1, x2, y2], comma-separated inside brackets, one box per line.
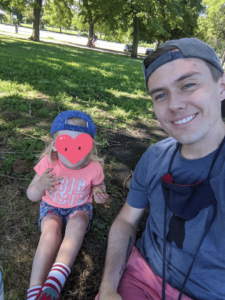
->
[55, 133, 93, 165]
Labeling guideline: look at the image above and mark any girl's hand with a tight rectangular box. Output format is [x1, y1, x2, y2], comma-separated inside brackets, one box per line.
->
[38, 168, 62, 191]
[93, 185, 110, 204]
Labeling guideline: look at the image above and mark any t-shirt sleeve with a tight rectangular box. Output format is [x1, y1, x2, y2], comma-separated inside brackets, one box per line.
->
[127, 150, 149, 209]
[34, 155, 52, 176]
[92, 162, 105, 185]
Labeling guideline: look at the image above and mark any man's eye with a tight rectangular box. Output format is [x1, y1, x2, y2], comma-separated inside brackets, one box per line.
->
[155, 93, 165, 100]
[184, 83, 195, 89]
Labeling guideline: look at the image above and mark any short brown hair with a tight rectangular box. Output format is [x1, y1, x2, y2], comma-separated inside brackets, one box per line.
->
[144, 45, 223, 83]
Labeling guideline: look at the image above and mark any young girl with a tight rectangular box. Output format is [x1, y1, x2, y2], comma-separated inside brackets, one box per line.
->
[26, 110, 109, 300]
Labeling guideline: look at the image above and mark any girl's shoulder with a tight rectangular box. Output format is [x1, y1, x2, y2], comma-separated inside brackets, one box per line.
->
[35, 154, 55, 169]
[88, 161, 102, 169]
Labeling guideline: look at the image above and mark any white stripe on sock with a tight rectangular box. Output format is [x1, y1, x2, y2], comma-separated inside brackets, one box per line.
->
[51, 262, 70, 275]
[27, 286, 42, 300]
[42, 263, 71, 295]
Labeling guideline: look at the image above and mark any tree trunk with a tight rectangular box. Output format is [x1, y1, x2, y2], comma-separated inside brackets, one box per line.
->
[156, 40, 160, 48]
[87, 19, 94, 46]
[131, 15, 139, 58]
[60, 27, 62, 33]
[221, 49, 225, 67]
[31, 0, 42, 41]
[0, 15, 2, 24]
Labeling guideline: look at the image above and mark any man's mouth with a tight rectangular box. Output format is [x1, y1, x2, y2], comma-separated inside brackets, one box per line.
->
[173, 113, 198, 125]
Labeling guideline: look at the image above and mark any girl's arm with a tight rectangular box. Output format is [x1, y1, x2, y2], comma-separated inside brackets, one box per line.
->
[27, 168, 62, 202]
[27, 173, 45, 202]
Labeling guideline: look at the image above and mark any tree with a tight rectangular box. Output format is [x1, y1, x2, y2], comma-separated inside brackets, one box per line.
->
[103, 0, 203, 58]
[9, 0, 42, 40]
[22, 5, 33, 24]
[139, 0, 203, 46]
[197, 0, 225, 66]
[203, 0, 224, 13]
[79, 0, 122, 46]
[43, 0, 73, 32]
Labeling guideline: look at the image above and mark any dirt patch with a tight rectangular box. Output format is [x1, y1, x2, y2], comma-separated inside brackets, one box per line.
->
[13, 159, 31, 173]
[0, 119, 168, 299]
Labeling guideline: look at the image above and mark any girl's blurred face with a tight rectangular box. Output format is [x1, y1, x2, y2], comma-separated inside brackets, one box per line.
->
[51, 129, 91, 170]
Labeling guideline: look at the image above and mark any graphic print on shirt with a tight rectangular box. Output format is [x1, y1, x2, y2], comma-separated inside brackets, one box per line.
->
[48, 176, 91, 206]
[166, 214, 186, 249]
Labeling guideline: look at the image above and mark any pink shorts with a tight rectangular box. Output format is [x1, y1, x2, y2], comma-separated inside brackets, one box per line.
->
[96, 246, 193, 300]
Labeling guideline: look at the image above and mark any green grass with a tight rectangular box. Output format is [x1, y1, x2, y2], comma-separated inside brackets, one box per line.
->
[0, 35, 155, 180]
[0, 35, 157, 299]
[0, 35, 153, 127]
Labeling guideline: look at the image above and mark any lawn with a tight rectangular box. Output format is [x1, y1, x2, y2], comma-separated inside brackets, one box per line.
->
[0, 35, 167, 299]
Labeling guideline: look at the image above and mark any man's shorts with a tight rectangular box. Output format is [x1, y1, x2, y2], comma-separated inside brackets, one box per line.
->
[95, 246, 193, 300]
[38, 201, 93, 233]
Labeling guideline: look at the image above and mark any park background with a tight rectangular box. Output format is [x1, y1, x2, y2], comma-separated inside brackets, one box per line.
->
[0, 0, 225, 299]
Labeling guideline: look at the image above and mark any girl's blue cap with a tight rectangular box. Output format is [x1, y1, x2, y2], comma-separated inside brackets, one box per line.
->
[51, 110, 96, 138]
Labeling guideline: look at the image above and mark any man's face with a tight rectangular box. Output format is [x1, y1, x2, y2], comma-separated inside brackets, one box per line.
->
[147, 57, 225, 146]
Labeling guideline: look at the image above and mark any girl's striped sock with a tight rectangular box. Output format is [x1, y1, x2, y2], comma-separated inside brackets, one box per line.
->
[35, 263, 71, 300]
[27, 286, 42, 300]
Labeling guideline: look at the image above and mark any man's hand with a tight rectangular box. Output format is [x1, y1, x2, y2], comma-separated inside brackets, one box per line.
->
[97, 203, 146, 298]
[37, 168, 62, 191]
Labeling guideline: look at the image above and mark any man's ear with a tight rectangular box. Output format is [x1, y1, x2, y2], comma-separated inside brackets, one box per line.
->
[51, 139, 57, 151]
[219, 73, 225, 102]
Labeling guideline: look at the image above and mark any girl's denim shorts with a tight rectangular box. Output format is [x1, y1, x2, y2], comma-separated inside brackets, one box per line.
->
[38, 201, 93, 233]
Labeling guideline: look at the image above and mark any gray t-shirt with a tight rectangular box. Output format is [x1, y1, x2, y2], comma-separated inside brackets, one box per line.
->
[127, 137, 225, 300]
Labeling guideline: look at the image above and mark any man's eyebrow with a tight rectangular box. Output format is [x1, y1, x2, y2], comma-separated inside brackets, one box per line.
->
[149, 87, 165, 96]
[174, 72, 201, 83]
[149, 72, 201, 96]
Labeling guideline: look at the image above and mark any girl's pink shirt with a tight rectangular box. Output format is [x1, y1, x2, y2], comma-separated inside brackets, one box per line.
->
[34, 155, 104, 208]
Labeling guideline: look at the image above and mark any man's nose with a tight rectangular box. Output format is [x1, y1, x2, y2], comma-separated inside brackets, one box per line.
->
[168, 92, 187, 112]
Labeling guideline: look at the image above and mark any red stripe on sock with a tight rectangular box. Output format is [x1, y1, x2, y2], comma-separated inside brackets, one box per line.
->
[50, 267, 67, 278]
[43, 283, 60, 295]
[46, 276, 62, 290]
[27, 288, 40, 295]
[51, 264, 70, 276]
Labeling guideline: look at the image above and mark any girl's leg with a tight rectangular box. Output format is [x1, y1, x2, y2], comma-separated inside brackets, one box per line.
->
[36, 211, 89, 299]
[29, 214, 62, 288]
[56, 210, 89, 267]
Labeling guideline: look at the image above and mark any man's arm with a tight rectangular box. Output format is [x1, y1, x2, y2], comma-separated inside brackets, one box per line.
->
[99, 201, 146, 300]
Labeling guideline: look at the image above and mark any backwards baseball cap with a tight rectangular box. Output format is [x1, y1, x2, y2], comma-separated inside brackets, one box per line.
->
[51, 110, 97, 138]
[143, 38, 224, 91]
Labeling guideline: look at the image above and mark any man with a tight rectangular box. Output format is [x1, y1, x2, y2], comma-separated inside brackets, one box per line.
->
[90, 32, 98, 46]
[97, 38, 225, 300]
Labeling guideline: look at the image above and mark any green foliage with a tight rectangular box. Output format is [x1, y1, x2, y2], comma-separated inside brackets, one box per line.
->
[203, 0, 224, 13]
[0, 0, 11, 12]
[42, 0, 73, 29]
[195, 1, 225, 58]
[139, 0, 203, 43]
